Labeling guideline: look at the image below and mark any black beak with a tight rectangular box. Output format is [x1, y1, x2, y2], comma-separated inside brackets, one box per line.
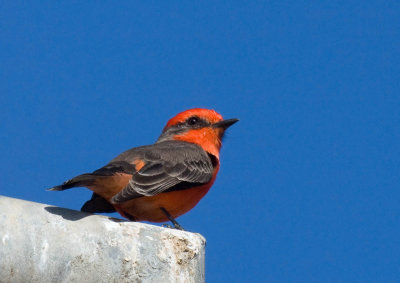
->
[213, 118, 239, 129]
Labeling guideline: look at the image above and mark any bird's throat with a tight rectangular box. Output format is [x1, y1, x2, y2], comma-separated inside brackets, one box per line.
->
[173, 128, 221, 158]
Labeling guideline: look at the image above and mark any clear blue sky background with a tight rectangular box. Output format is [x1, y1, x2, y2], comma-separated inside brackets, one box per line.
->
[1, 1, 399, 282]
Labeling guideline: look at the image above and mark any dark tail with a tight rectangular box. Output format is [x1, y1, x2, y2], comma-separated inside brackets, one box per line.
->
[47, 174, 96, 191]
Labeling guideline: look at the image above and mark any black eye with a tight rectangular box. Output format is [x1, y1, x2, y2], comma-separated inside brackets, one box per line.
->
[187, 116, 200, 125]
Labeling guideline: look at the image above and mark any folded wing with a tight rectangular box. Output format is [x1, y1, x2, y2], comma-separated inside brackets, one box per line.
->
[111, 141, 214, 204]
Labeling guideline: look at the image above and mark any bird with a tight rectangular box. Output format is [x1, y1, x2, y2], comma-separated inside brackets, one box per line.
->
[48, 108, 238, 230]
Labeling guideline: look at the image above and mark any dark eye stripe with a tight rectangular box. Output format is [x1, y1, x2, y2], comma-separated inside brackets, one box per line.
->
[186, 116, 210, 128]
[161, 117, 211, 135]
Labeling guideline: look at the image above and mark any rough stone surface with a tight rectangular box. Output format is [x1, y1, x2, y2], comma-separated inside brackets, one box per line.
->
[0, 195, 205, 283]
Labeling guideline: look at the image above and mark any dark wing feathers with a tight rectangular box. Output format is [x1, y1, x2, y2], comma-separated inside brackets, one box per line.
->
[127, 177, 181, 197]
[137, 162, 165, 177]
[92, 161, 136, 176]
[111, 141, 214, 204]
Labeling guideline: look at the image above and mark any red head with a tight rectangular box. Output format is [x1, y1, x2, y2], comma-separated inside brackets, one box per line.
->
[157, 108, 238, 158]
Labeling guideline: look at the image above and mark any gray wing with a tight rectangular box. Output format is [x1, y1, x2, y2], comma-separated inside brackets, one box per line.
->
[111, 141, 214, 204]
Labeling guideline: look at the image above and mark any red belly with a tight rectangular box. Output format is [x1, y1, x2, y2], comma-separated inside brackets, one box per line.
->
[116, 183, 212, 222]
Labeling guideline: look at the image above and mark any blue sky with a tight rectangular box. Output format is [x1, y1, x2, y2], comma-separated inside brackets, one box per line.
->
[1, 1, 399, 282]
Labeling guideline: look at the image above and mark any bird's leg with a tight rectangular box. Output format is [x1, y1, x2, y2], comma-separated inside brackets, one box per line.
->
[160, 207, 184, 230]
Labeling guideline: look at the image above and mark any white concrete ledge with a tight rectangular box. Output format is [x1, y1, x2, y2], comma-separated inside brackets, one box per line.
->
[0, 195, 205, 283]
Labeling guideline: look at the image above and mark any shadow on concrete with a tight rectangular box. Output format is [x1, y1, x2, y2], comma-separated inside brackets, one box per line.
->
[107, 217, 130, 223]
[44, 206, 131, 223]
[44, 206, 93, 221]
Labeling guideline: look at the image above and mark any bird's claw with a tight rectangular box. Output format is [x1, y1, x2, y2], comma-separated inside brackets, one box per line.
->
[162, 223, 184, 230]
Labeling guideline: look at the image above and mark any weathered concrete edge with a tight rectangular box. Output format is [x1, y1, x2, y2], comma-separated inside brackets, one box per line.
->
[0, 195, 206, 283]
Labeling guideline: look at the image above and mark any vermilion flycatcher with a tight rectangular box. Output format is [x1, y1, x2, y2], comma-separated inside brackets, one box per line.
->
[48, 108, 238, 229]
